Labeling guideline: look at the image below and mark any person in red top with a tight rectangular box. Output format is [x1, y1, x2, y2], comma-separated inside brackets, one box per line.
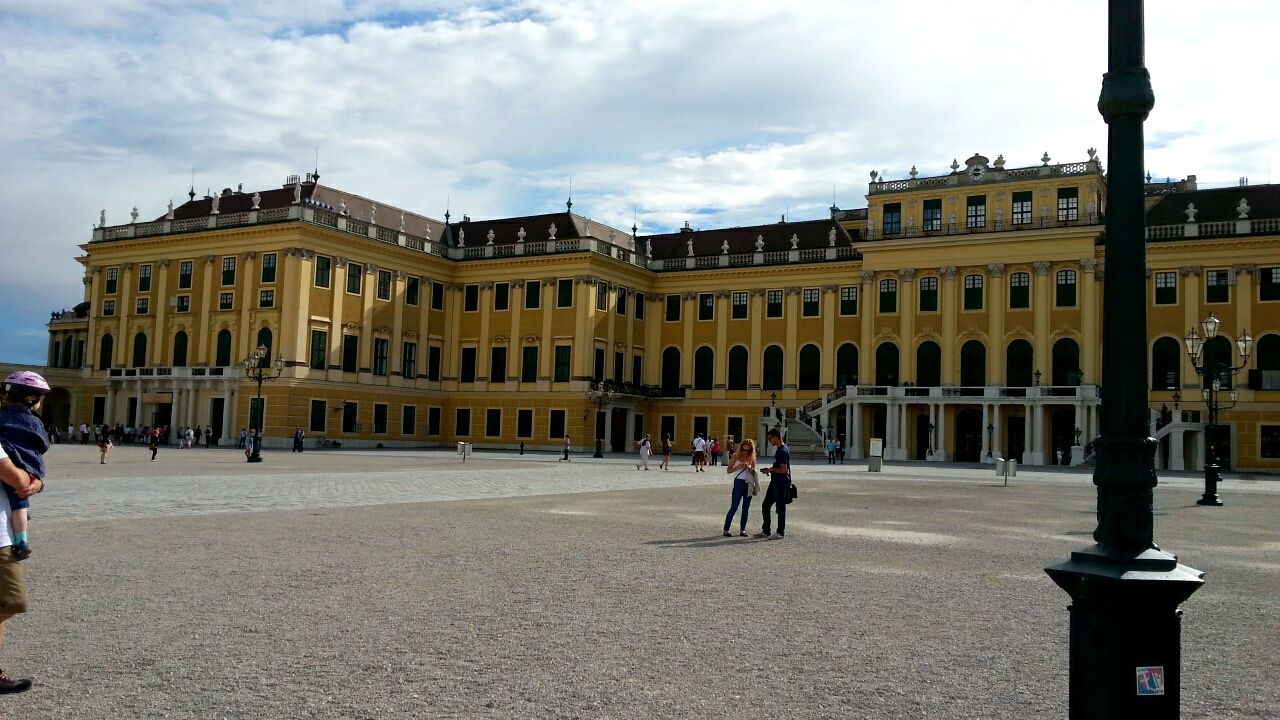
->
[709, 437, 721, 466]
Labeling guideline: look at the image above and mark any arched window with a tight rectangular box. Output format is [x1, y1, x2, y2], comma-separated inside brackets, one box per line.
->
[916, 341, 941, 387]
[1150, 337, 1180, 390]
[661, 347, 682, 395]
[762, 345, 784, 390]
[215, 329, 233, 367]
[98, 334, 114, 370]
[798, 344, 821, 391]
[1258, 334, 1280, 371]
[875, 342, 899, 386]
[60, 338, 73, 369]
[131, 332, 148, 368]
[693, 346, 714, 390]
[172, 331, 189, 368]
[1006, 339, 1034, 387]
[835, 343, 858, 387]
[727, 346, 749, 390]
[256, 327, 273, 368]
[1200, 336, 1233, 390]
[1052, 338, 1081, 386]
[960, 340, 987, 387]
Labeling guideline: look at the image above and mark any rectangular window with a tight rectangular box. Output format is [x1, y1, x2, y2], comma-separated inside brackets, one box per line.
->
[427, 345, 441, 381]
[879, 279, 897, 314]
[882, 202, 902, 235]
[427, 407, 441, 435]
[966, 196, 986, 229]
[221, 257, 236, 286]
[698, 292, 714, 321]
[376, 270, 391, 301]
[963, 274, 984, 310]
[373, 338, 389, 376]
[176, 295, 190, 313]
[616, 288, 628, 315]
[463, 284, 479, 311]
[135, 298, 149, 315]
[732, 291, 748, 319]
[346, 263, 363, 294]
[455, 408, 472, 437]
[517, 409, 533, 439]
[1154, 271, 1178, 305]
[802, 288, 820, 317]
[593, 347, 605, 383]
[665, 294, 682, 321]
[766, 290, 783, 318]
[549, 409, 566, 440]
[401, 405, 416, 435]
[138, 264, 152, 292]
[259, 289, 274, 308]
[105, 268, 118, 294]
[1260, 267, 1279, 301]
[401, 341, 417, 378]
[839, 286, 858, 316]
[1012, 191, 1033, 225]
[554, 345, 571, 382]
[635, 292, 645, 319]
[1261, 426, 1280, 458]
[310, 330, 328, 370]
[596, 281, 609, 311]
[613, 351, 624, 382]
[919, 277, 938, 312]
[485, 409, 502, 437]
[342, 335, 358, 372]
[491, 346, 507, 383]
[431, 281, 445, 310]
[102, 300, 115, 317]
[923, 199, 942, 232]
[261, 253, 277, 283]
[522, 346, 538, 382]
[557, 278, 574, 308]
[405, 276, 420, 306]
[460, 347, 477, 383]
[494, 282, 509, 311]
[309, 400, 327, 433]
[218, 292, 233, 311]
[525, 281, 542, 309]
[314, 256, 332, 288]
[632, 355, 642, 385]
[178, 260, 193, 290]
[1010, 272, 1030, 308]
[1206, 269, 1230, 303]
[1055, 270, 1077, 307]
[1057, 187, 1079, 222]
[373, 404, 388, 434]
[341, 401, 357, 433]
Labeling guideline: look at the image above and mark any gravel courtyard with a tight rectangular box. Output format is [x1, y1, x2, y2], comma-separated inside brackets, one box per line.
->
[7, 445, 1278, 719]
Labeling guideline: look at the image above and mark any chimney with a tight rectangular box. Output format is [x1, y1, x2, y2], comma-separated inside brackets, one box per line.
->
[679, 220, 693, 233]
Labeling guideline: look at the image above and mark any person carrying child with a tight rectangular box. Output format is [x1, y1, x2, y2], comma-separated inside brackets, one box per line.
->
[0, 372, 52, 560]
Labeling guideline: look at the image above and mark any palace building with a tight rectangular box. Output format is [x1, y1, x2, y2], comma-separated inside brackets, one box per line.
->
[22, 152, 1280, 471]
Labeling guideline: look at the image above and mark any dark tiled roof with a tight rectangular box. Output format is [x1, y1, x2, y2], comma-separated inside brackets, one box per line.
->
[640, 219, 853, 260]
[1146, 184, 1280, 225]
[445, 213, 633, 248]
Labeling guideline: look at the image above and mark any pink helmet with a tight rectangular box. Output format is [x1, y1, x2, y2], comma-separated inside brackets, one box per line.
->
[3, 371, 51, 394]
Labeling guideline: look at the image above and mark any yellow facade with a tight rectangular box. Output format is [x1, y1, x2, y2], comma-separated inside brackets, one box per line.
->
[22, 157, 1280, 471]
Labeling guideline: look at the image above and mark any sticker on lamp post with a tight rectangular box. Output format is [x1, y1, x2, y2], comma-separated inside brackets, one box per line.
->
[1136, 666, 1165, 696]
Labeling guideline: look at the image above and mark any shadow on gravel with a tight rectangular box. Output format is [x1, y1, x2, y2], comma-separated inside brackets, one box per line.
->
[644, 535, 761, 549]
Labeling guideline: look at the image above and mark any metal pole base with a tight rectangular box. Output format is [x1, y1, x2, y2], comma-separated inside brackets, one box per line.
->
[1195, 495, 1222, 507]
[1197, 465, 1223, 506]
[246, 454, 263, 463]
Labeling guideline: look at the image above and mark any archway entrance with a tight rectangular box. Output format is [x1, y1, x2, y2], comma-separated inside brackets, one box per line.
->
[954, 408, 983, 462]
[1006, 414, 1026, 463]
[1050, 408, 1075, 464]
[914, 413, 930, 460]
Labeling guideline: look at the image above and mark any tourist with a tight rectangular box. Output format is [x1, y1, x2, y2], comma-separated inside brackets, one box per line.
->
[0, 443, 44, 693]
[185, 426, 195, 449]
[78, 422, 88, 444]
[194, 425, 203, 447]
[756, 428, 792, 539]
[722, 438, 758, 537]
[1055, 447, 1064, 465]
[559, 435, 571, 462]
[635, 433, 652, 470]
[238, 428, 248, 449]
[98, 433, 112, 464]
[709, 437, 720, 466]
[836, 436, 845, 464]
[692, 433, 708, 472]
[0, 372, 53, 561]
[149, 427, 160, 462]
[292, 427, 305, 453]
[660, 434, 672, 470]
[204, 426, 213, 448]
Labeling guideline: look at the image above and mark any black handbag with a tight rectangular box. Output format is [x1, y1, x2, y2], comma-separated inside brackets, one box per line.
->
[786, 483, 797, 504]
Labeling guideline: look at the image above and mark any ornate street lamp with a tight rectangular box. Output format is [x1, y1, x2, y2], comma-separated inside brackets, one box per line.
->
[1073, 426, 1082, 446]
[242, 344, 286, 463]
[1046, 4, 1204, 717]
[1185, 315, 1251, 506]
[927, 421, 935, 456]
[1034, 369, 1042, 386]
[585, 382, 616, 459]
[1171, 389, 1181, 411]
[986, 423, 994, 458]
[770, 392, 777, 409]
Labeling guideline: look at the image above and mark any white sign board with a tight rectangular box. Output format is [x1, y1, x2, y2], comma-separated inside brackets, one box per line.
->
[869, 438, 884, 458]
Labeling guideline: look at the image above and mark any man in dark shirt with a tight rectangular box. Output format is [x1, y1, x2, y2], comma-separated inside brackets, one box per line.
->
[756, 428, 791, 539]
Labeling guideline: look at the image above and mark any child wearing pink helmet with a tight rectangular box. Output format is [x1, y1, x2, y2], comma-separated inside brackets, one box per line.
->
[0, 371, 51, 560]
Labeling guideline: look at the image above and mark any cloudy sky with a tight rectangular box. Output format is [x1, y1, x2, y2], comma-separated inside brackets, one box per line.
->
[1, 0, 1276, 364]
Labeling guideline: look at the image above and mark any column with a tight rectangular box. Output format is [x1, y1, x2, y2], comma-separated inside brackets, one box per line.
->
[884, 403, 896, 456]
[783, 287, 800, 389]
[238, 253, 257, 360]
[509, 281, 524, 383]
[624, 285, 636, 384]
[444, 284, 462, 381]
[748, 289, 764, 387]
[940, 266, 958, 384]
[541, 280, 555, 383]
[105, 386, 116, 425]
[1032, 261, 1052, 382]
[356, 263, 375, 373]
[477, 282, 492, 381]
[573, 278, 594, 380]
[417, 273, 433, 387]
[117, 264, 133, 366]
[713, 290, 729, 390]
[642, 291, 659, 385]
[1235, 266, 1254, 341]
[858, 272, 874, 384]
[1169, 429, 1186, 471]
[680, 291, 695, 387]
[820, 285, 836, 388]
[283, 250, 311, 374]
[171, 384, 181, 433]
[196, 257, 215, 364]
[987, 264, 1006, 385]
[898, 270, 916, 384]
[979, 403, 991, 459]
[1031, 401, 1046, 464]
[935, 402, 948, 461]
[850, 402, 863, 459]
[329, 259, 346, 373]
[605, 284, 617, 382]
[1180, 267, 1201, 389]
[389, 271, 405, 385]
[992, 404, 1002, 462]
[152, 260, 170, 366]
[1079, 259, 1099, 383]
[221, 385, 234, 444]
[898, 401, 910, 459]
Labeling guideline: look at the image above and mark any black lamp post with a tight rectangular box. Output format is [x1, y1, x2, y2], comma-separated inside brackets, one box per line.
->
[1034, 369, 1042, 386]
[1184, 314, 1251, 507]
[242, 344, 285, 463]
[585, 382, 616, 459]
[770, 392, 777, 409]
[1171, 389, 1181, 411]
[927, 421, 935, 456]
[1074, 426, 1082, 446]
[986, 423, 994, 458]
[1046, 3, 1204, 717]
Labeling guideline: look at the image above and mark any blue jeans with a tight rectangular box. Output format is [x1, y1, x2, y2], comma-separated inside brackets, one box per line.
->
[761, 479, 788, 535]
[723, 476, 753, 532]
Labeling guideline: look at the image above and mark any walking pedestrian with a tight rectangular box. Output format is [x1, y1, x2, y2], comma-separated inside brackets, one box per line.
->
[756, 428, 792, 539]
[185, 426, 195, 449]
[0, 444, 45, 693]
[660, 434, 672, 470]
[635, 434, 652, 470]
[149, 428, 159, 462]
[560, 435, 571, 462]
[98, 434, 112, 464]
[722, 438, 758, 537]
[204, 426, 212, 448]
[79, 423, 88, 445]
[709, 437, 721, 467]
[836, 436, 844, 464]
[692, 433, 708, 472]
[292, 427, 305, 453]
[826, 437, 838, 464]
[194, 425, 203, 447]
[238, 428, 248, 449]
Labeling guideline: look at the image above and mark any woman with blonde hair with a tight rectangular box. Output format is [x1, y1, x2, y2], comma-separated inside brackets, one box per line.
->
[722, 438, 758, 537]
